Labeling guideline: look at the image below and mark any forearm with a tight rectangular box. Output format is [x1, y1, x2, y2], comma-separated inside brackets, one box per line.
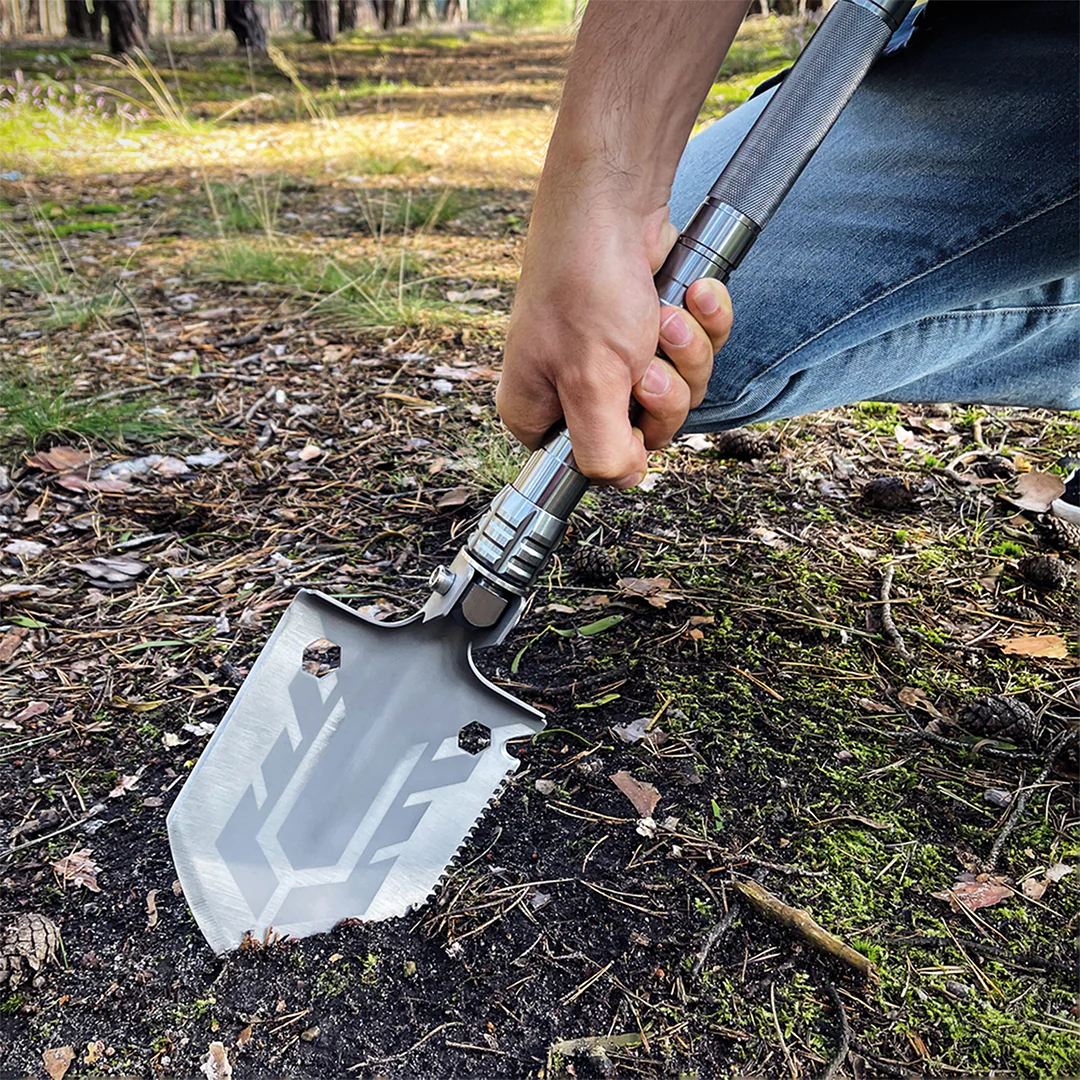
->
[539, 0, 750, 218]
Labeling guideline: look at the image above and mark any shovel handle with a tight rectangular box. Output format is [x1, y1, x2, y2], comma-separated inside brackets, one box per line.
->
[466, 0, 912, 602]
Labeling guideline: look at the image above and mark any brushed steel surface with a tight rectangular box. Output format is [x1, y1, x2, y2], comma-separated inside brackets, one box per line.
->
[167, 590, 543, 954]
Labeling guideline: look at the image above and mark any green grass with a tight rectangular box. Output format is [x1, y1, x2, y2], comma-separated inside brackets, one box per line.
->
[196, 238, 475, 333]
[0, 369, 173, 451]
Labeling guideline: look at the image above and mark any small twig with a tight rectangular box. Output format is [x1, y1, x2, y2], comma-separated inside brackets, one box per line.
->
[822, 983, 852, 1080]
[902, 725, 1044, 762]
[878, 563, 912, 659]
[984, 728, 1077, 872]
[692, 900, 741, 977]
[820, 984, 855, 1080]
[0, 813, 99, 863]
[734, 880, 878, 983]
[347, 1022, 463, 1071]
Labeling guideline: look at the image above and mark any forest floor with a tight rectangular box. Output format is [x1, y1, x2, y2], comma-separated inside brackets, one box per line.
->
[1, 20, 1078, 1080]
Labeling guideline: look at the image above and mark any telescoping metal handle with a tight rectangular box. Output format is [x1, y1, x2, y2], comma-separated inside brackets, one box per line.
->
[449, 0, 913, 632]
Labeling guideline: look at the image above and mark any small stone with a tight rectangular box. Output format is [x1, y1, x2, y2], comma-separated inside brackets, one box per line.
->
[944, 979, 973, 998]
[534, 779, 556, 797]
[983, 788, 1012, 809]
[300, 1026, 320, 1042]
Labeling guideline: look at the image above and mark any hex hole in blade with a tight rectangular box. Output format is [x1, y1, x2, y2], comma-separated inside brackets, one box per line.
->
[458, 721, 491, 755]
[302, 638, 341, 678]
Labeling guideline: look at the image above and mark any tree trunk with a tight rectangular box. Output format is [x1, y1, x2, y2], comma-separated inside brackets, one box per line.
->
[103, 0, 146, 53]
[224, 0, 267, 51]
[372, 0, 393, 29]
[338, 0, 357, 30]
[400, 0, 415, 25]
[308, 0, 333, 40]
[27, 0, 41, 32]
[66, 0, 102, 38]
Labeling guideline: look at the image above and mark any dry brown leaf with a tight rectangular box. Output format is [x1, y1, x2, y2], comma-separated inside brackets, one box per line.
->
[436, 485, 470, 509]
[83, 1041, 105, 1066]
[0, 627, 29, 663]
[932, 877, 1012, 911]
[898, 686, 947, 718]
[56, 473, 132, 494]
[42, 1046, 75, 1080]
[616, 577, 682, 609]
[26, 446, 92, 473]
[51, 849, 101, 893]
[146, 889, 160, 929]
[1021, 876, 1048, 900]
[73, 556, 149, 583]
[109, 767, 145, 798]
[11, 701, 49, 724]
[610, 770, 661, 818]
[1011, 470, 1066, 513]
[996, 634, 1069, 659]
[1046, 862, 1073, 883]
[236, 1025, 253, 1047]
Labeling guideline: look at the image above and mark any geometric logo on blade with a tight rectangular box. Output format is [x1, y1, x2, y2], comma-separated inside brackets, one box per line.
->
[214, 648, 487, 936]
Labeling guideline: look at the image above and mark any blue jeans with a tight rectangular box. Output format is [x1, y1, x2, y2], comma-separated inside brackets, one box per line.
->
[672, 1, 1080, 432]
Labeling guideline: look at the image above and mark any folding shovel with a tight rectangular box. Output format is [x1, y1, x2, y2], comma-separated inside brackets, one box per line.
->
[169, 0, 914, 954]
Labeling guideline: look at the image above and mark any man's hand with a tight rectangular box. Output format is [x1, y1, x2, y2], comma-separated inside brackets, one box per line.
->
[498, 204, 732, 487]
[495, 0, 748, 486]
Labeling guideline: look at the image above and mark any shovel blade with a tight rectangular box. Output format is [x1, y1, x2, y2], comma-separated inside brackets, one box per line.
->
[167, 590, 542, 954]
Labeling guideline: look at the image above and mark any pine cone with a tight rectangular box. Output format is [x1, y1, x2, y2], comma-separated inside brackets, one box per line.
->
[1017, 554, 1072, 592]
[1035, 515, 1080, 555]
[956, 696, 1039, 745]
[859, 477, 917, 511]
[569, 544, 617, 586]
[0, 912, 60, 989]
[712, 428, 774, 462]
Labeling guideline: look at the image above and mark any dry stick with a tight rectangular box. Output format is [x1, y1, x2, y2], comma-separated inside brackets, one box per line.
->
[734, 880, 878, 984]
[878, 563, 912, 659]
[984, 728, 1077, 873]
[692, 900, 741, 978]
[822, 983, 852, 1080]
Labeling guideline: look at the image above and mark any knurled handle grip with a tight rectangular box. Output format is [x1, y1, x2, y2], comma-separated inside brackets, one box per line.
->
[472, 0, 911, 594]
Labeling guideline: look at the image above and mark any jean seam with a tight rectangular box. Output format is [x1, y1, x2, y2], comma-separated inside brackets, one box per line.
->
[921, 303, 1080, 321]
[772, 188, 1080, 370]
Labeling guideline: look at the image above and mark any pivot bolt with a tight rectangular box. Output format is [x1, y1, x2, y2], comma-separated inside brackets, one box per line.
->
[429, 566, 456, 595]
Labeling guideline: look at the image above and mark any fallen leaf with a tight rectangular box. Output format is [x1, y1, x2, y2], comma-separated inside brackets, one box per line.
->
[321, 343, 351, 363]
[236, 1025, 253, 1047]
[932, 877, 1012, 912]
[83, 1041, 105, 1066]
[0, 627, 30, 662]
[297, 444, 322, 462]
[26, 447, 91, 473]
[200, 1042, 232, 1080]
[996, 634, 1069, 659]
[614, 717, 651, 744]
[1046, 862, 1073, 883]
[51, 849, 101, 892]
[1010, 470, 1066, 513]
[676, 433, 712, 453]
[56, 473, 132, 494]
[616, 577, 682, 609]
[898, 686, 948, 718]
[636, 472, 662, 492]
[749, 526, 788, 550]
[446, 286, 501, 303]
[186, 449, 229, 468]
[146, 889, 159, 929]
[1021, 876, 1048, 900]
[109, 767, 145, 798]
[72, 556, 148, 583]
[436, 485, 470, 509]
[610, 770, 661, 818]
[42, 1046, 75, 1080]
[11, 701, 49, 723]
[3, 539, 48, 560]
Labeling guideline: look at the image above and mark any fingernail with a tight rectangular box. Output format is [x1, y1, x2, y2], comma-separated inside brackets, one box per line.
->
[642, 361, 670, 396]
[659, 309, 691, 348]
[695, 284, 719, 316]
